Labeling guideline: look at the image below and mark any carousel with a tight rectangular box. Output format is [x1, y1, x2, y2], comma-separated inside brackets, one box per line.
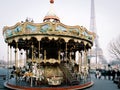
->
[3, 0, 95, 90]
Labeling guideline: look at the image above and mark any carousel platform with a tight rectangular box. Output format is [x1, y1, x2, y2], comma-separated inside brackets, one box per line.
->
[4, 78, 94, 90]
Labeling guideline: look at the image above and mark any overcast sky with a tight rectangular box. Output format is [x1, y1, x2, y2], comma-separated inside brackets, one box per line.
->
[0, 0, 120, 62]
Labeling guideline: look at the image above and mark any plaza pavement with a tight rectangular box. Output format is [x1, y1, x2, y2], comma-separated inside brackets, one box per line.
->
[85, 74, 119, 90]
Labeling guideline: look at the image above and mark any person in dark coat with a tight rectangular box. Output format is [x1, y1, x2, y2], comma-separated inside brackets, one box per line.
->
[108, 70, 111, 80]
[117, 70, 120, 78]
[111, 69, 116, 80]
[13, 65, 16, 70]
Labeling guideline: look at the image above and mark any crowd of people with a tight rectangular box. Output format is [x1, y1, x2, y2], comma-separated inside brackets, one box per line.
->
[95, 69, 120, 80]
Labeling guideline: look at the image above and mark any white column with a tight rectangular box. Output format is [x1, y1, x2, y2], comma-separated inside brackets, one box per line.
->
[10, 46, 12, 67]
[23, 50, 26, 66]
[7, 45, 10, 68]
[7, 45, 10, 81]
[78, 51, 82, 73]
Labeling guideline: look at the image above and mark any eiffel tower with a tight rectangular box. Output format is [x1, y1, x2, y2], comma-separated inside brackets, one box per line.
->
[89, 0, 107, 66]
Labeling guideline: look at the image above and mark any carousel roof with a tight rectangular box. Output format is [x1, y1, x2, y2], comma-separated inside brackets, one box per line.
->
[2, 0, 95, 46]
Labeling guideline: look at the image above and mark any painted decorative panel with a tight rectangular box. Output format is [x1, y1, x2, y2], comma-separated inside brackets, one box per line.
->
[6, 29, 13, 37]
[56, 25, 67, 31]
[14, 26, 22, 34]
[82, 31, 92, 40]
[82, 31, 88, 36]
[69, 28, 80, 35]
[40, 24, 51, 33]
[26, 25, 36, 32]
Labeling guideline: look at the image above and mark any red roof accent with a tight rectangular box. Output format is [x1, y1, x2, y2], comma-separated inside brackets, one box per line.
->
[43, 15, 60, 22]
[50, 0, 54, 4]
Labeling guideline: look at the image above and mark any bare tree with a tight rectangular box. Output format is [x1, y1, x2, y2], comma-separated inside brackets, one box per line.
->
[108, 35, 120, 60]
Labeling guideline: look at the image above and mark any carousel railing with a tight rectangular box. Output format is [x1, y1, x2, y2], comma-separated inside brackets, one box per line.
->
[27, 58, 60, 64]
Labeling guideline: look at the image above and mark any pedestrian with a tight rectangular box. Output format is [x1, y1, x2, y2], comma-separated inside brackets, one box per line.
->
[111, 69, 116, 80]
[95, 70, 98, 79]
[108, 70, 111, 80]
[98, 71, 101, 79]
[117, 70, 120, 78]
[103, 70, 107, 79]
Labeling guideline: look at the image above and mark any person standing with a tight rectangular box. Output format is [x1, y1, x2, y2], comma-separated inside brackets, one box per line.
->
[111, 69, 116, 80]
[98, 71, 101, 79]
[108, 70, 111, 80]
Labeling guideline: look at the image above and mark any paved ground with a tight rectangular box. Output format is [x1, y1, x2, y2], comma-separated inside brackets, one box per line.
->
[85, 74, 119, 90]
[0, 67, 9, 90]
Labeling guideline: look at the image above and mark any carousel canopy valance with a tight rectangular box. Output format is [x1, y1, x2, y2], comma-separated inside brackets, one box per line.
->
[3, 21, 95, 44]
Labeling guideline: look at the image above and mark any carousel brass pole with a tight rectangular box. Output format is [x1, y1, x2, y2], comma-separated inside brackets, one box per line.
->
[65, 42, 67, 61]
[78, 51, 81, 74]
[15, 42, 18, 82]
[58, 50, 60, 63]
[38, 41, 40, 60]
[31, 43, 34, 87]
[44, 50, 46, 62]
[84, 50, 87, 69]
[10, 46, 12, 68]
[9, 46, 12, 82]
[26, 50, 28, 64]
[70, 51, 71, 61]
[15, 42, 18, 68]
[23, 50, 26, 66]
[31, 44, 34, 64]
[7, 45, 10, 82]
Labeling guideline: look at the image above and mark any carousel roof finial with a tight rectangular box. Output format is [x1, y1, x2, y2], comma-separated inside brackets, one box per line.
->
[50, 0, 54, 4]
[43, 0, 60, 22]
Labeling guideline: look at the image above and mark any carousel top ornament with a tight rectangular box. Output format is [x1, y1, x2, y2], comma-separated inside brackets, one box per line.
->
[50, 0, 54, 4]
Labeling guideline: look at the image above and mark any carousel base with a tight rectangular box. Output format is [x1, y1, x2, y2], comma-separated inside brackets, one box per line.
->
[4, 79, 94, 90]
